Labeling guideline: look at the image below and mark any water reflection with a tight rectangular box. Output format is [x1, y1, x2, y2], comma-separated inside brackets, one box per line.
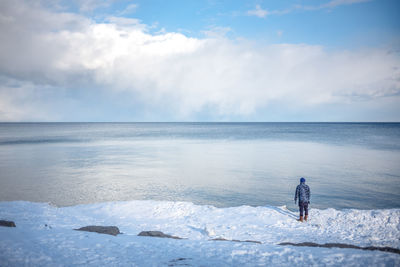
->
[1, 138, 399, 210]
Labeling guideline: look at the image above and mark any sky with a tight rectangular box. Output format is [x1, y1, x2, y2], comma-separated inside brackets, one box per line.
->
[0, 0, 399, 122]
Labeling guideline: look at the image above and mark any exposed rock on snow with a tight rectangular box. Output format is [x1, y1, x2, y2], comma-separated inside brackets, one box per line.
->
[211, 237, 261, 244]
[0, 201, 399, 266]
[138, 231, 182, 239]
[279, 242, 400, 255]
[75, 226, 120, 236]
[0, 220, 16, 227]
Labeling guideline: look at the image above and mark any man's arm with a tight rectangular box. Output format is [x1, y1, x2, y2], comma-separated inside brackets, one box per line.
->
[294, 186, 299, 203]
[307, 185, 310, 204]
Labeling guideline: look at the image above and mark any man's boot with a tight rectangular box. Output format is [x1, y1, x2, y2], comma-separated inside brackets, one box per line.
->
[297, 216, 303, 222]
[304, 215, 308, 221]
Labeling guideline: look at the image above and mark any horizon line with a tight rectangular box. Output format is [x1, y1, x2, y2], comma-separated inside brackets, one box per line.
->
[1, 121, 399, 124]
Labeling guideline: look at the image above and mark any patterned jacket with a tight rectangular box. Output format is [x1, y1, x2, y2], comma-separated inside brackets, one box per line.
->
[295, 182, 310, 204]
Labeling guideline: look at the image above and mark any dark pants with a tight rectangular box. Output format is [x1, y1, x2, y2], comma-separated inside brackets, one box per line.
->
[299, 201, 309, 217]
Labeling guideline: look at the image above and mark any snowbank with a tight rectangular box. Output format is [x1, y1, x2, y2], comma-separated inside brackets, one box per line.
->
[0, 201, 399, 266]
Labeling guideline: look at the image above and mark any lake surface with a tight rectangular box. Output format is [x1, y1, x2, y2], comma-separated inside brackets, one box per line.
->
[0, 122, 399, 210]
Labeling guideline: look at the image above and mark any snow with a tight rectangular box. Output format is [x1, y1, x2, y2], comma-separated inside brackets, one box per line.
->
[0, 200, 399, 266]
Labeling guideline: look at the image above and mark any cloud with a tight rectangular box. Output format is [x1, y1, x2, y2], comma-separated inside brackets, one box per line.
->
[0, 77, 58, 121]
[322, 0, 371, 9]
[119, 3, 139, 15]
[0, 0, 399, 121]
[247, 0, 371, 18]
[202, 26, 233, 38]
[247, 5, 269, 18]
[76, 0, 111, 12]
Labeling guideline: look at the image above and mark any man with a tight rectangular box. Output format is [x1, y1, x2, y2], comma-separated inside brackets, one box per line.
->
[294, 177, 310, 222]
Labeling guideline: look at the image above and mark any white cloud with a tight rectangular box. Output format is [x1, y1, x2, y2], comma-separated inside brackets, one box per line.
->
[202, 26, 232, 38]
[119, 3, 139, 15]
[322, 0, 371, 9]
[76, 0, 110, 12]
[106, 16, 147, 30]
[0, 0, 399, 121]
[248, 0, 371, 18]
[247, 5, 268, 18]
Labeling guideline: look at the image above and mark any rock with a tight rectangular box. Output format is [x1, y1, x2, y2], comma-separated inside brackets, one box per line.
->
[0, 220, 16, 227]
[278, 242, 400, 255]
[138, 231, 182, 239]
[212, 237, 261, 244]
[75, 226, 120, 236]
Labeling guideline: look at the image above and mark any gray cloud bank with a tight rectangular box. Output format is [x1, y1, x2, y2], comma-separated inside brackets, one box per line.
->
[0, 0, 399, 121]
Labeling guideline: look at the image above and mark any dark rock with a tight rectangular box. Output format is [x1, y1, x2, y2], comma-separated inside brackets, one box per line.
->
[138, 231, 182, 239]
[212, 237, 261, 244]
[278, 242, 400, 255]
[168, 257, 192, 266]
[0, 220, 16, 227]
[75, 226, 120, 236]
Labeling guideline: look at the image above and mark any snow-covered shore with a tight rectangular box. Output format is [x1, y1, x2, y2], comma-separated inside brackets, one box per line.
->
[1, 200, 399, 266]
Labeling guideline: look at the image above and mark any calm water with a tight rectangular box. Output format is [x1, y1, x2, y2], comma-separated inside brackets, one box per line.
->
[0, 122, 399, 210]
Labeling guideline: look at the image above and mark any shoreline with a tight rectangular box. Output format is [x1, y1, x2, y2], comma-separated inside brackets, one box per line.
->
[1, 200, 399, 266]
